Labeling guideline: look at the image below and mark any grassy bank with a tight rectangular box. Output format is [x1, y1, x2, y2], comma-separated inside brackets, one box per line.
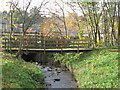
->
[54, 49, 119, 88]
[2, 52, 44, 88]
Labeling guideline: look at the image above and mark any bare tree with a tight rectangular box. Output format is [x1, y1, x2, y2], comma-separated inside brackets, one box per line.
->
[10, 0, 48, 57]
[68, 0, 119, 47]
[9, 1, 14, 52]
[46, 0, 68, 38]
[118, 1, 120, 46]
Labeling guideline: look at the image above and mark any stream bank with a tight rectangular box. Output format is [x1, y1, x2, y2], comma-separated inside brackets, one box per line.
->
[21, 52, 78, 88]
[53, 50, 119, 88]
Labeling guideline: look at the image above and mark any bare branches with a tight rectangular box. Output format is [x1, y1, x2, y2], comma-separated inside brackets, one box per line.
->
[24, 0, 32, 16]
[10, 0, 48, 33]
[54, 0, 68, 37]
[11, 2, 23, 17]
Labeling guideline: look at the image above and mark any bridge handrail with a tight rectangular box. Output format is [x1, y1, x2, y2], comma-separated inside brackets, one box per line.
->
[2, 32, 93, 50]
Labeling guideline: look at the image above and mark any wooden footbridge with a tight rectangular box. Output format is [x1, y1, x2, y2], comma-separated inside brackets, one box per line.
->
[2, 32, 93, 53]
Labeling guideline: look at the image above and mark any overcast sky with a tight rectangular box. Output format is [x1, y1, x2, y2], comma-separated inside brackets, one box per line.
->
[0, 0, 54, 11]
[0, 0, 119, 11]
[0, 0, 74, 16]
[2, 0, 110, 16]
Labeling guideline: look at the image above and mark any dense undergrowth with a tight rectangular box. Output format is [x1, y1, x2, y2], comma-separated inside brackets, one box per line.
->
[54, 49, 119, 88]
[2, 52, 44, 88]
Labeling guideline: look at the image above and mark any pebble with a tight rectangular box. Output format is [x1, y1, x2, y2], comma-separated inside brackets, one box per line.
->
[38, 66, 43, 69]
[38, 65, 77, 88]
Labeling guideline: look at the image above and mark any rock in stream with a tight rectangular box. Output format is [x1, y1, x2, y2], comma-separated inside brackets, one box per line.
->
[38, 65, 77, 88]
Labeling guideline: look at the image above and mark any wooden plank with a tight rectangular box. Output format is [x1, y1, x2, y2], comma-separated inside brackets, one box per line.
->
[6, 48, 92, 51]
[67, 43, 89, 45]
[2, 44, 89, 49]
[2, 37, 89, 42]
[37, 39, 89, 42]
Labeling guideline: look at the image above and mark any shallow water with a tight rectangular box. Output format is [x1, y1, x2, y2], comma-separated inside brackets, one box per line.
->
[39, 65, 77, 88]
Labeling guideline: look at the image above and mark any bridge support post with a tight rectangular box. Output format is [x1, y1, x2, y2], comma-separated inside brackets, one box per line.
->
[77, 48, 79, 53]
[61, 48, 63, 53]
[43, 39, 46, 54]
[44, 50, 46, 54]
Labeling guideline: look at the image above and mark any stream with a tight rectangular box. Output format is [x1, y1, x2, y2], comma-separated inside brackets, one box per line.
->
[38, 65, 77, 88]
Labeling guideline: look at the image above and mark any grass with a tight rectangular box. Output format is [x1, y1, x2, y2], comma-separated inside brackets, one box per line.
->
[54, 49, 119, 88]
[2, 52, 44, 88]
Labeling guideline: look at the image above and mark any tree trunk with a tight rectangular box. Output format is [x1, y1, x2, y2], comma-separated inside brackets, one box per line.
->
[118, 2, 120, 46]
[16, 24, 25, 57]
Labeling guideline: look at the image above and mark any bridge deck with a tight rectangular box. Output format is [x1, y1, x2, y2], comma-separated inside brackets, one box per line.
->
[4, 48, 92, 53]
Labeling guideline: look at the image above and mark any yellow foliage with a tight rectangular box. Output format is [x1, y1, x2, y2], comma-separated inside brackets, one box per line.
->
[65, 36, 70, 39]
[67, 21, 74, 28]
[114, 25, 118, 31]
[29, 28, 32, 30]
[13, 24, 18, 28]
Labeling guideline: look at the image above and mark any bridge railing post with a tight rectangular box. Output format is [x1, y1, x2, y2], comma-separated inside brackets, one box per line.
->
[57, 40, 59, 48]
[35, 32, 38, 49]
[5, 38, 7, 50]
[60, 39, 63, 53]
[77, 40, 79, 53]
[91, 40, 95, 49]
[88, 39, 90, 48]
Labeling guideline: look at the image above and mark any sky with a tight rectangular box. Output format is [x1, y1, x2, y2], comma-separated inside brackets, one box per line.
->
[0, 0, 53, 11]
[0, 0, 10, 11]
[0, 0, 69, 11]
[0, 0, 120, 11]
[0, 0, 75, 16]
[1, 0, 118, 16]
